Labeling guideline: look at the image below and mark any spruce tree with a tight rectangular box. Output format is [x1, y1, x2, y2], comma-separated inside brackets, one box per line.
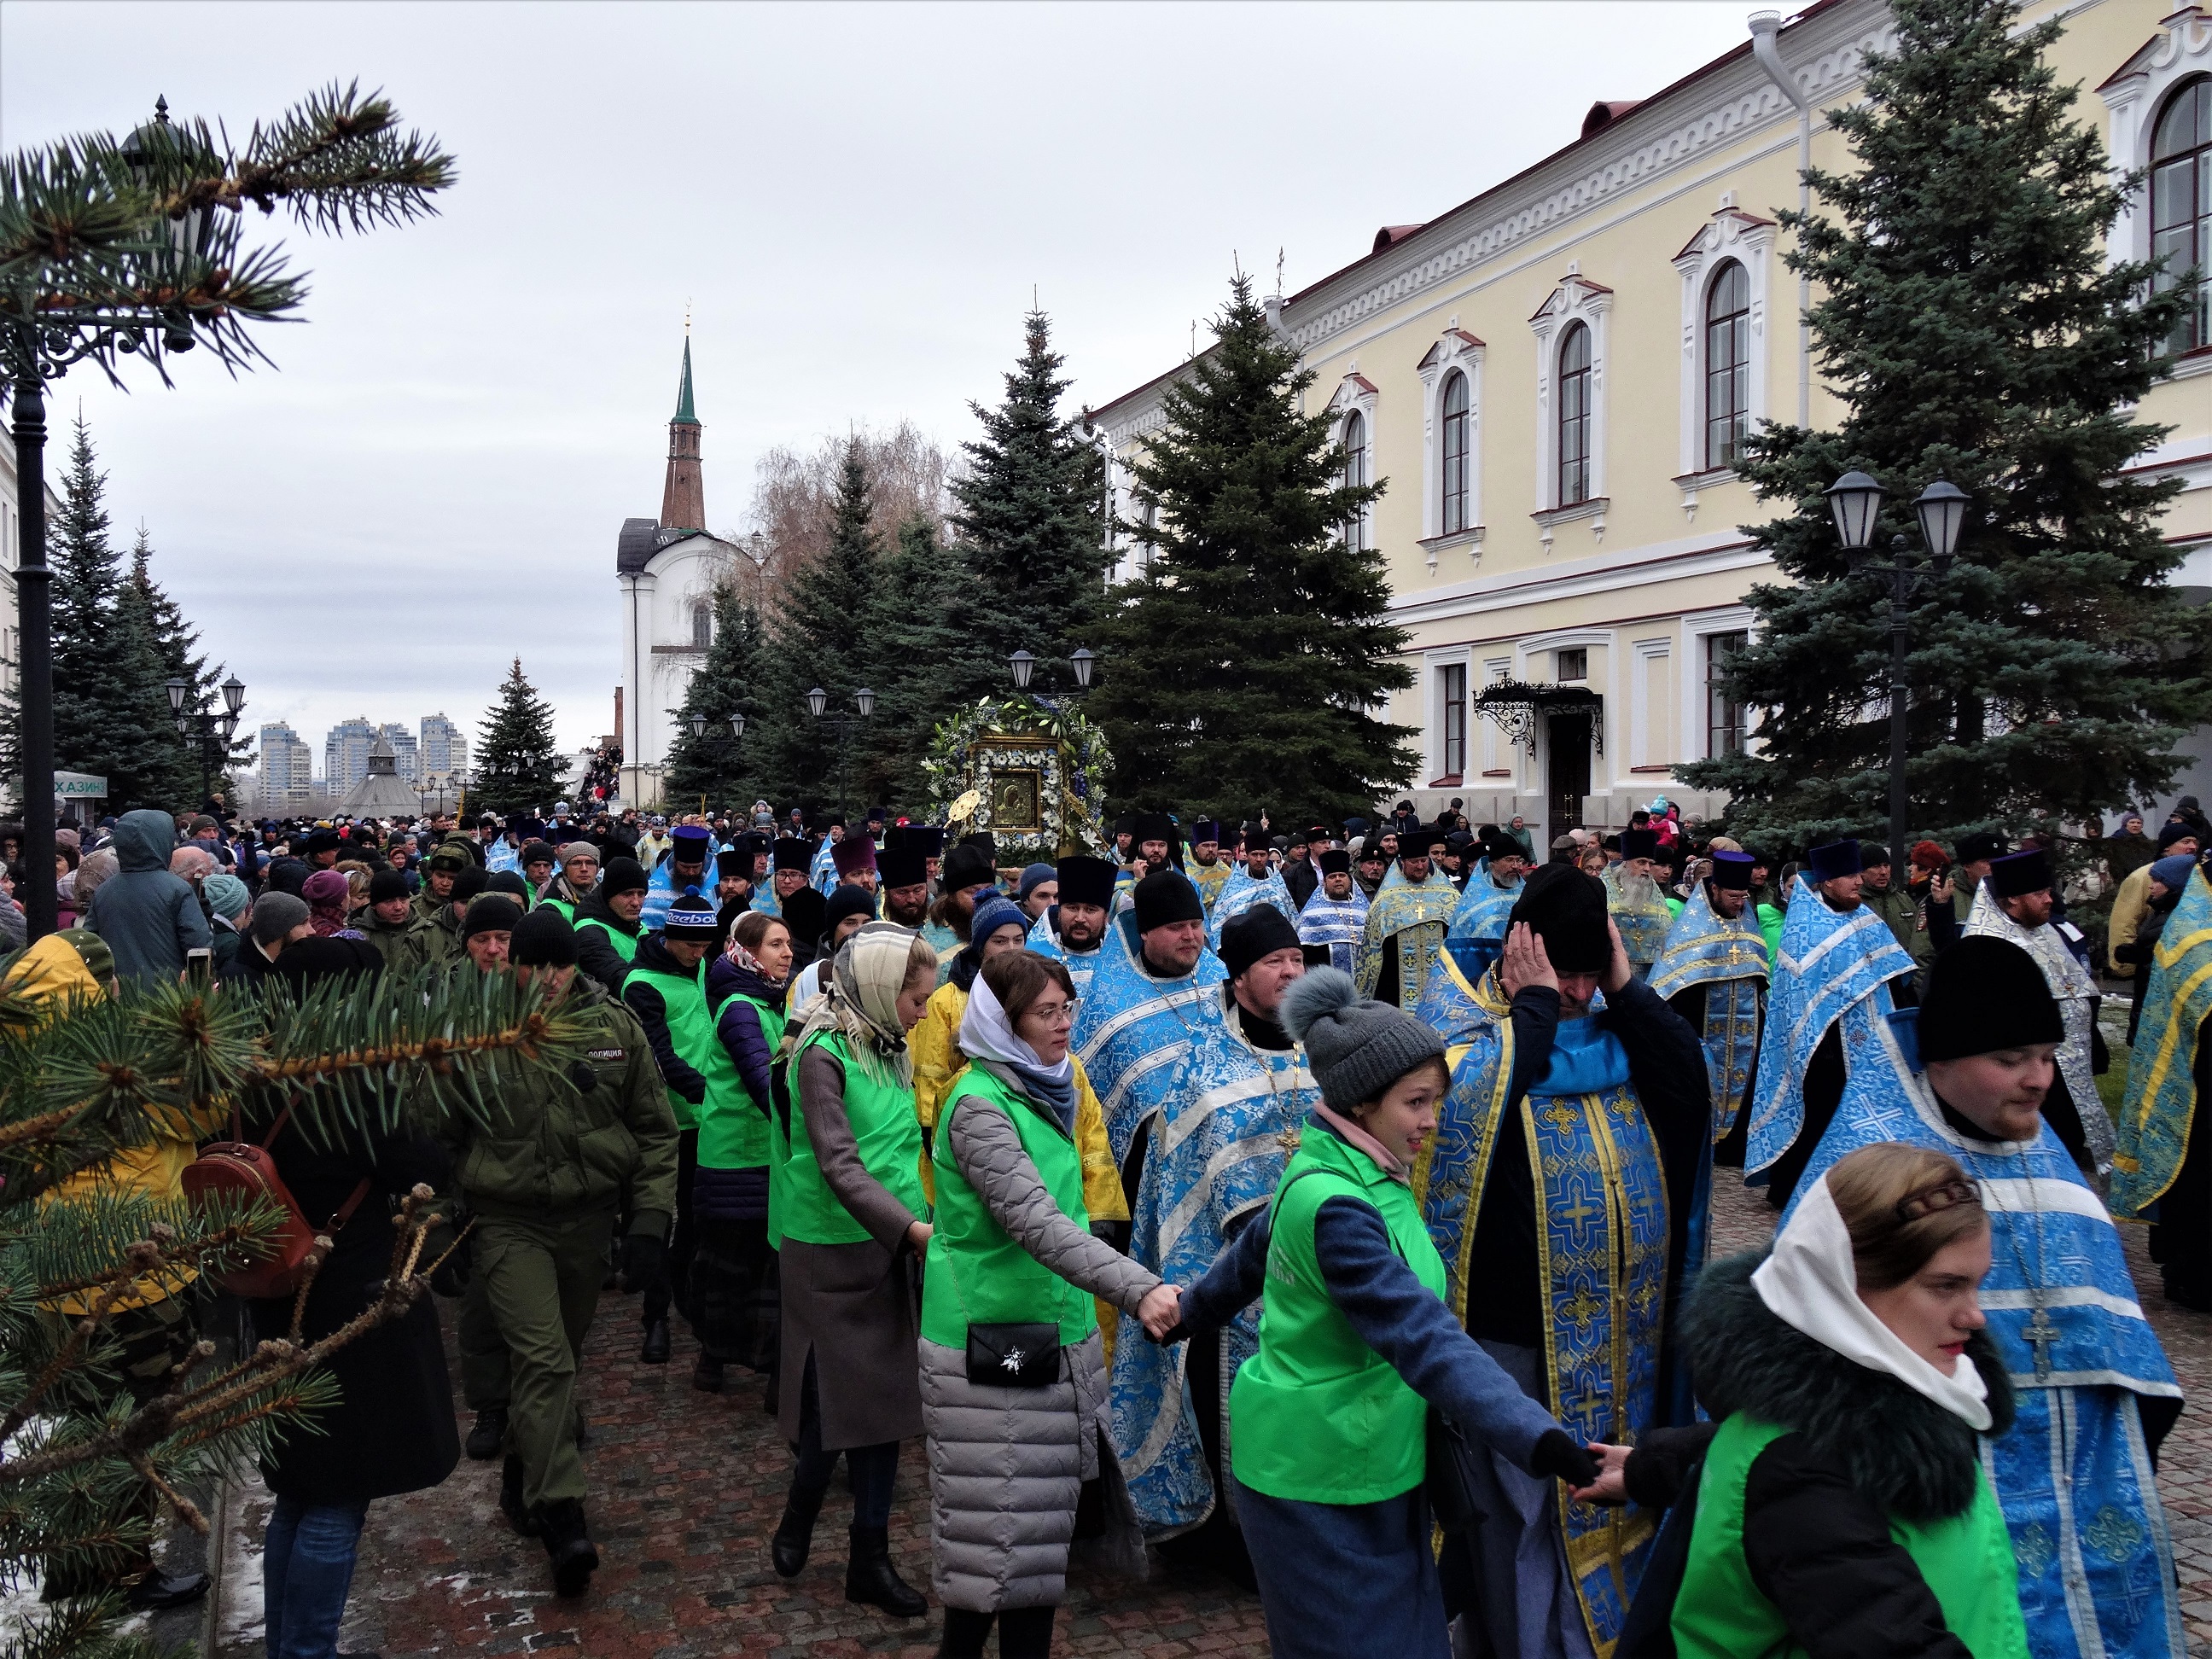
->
[944, 309, 1108, 702]
[860, 514, 970, 808]
[1089, 273, 1415, 824]
[472, 658, 566, 817]
[751, 441, 882, 813]
[664, 583, 768, 812]
[1675, 0, 2210, 852]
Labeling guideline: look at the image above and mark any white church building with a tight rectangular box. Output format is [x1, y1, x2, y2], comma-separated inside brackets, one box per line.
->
[616, 339, 745, 808]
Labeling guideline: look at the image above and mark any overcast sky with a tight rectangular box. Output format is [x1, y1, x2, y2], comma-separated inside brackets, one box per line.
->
[3, 1, 1759, 766]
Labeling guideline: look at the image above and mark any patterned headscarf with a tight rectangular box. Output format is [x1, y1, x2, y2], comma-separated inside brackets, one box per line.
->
[791, 920, 919, 1088]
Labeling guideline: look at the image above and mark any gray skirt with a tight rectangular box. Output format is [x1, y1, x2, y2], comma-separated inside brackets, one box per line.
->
[777, 1236, 923, 1448]
[919, 1330, 1145, 1611]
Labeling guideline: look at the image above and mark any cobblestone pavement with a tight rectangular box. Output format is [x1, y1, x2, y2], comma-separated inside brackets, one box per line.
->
[206, 1170, 2212, 1657]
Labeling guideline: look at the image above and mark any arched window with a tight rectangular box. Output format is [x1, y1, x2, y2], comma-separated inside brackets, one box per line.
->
[1704, 261, 1752, 469]
[1341, 410, 1368, 550]
[691, 601, 713, 649]
[1439, 371, 1470, 534]
[1557, 323, 1592, 507]
[2152, 76, 2212, 356]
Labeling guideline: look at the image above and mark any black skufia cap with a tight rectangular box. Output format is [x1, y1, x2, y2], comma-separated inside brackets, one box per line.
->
[1918, 936, 2062, 1062]
[1506, 864, 1610, 974]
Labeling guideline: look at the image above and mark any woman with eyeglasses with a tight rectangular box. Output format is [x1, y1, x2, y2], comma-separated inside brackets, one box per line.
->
[920, 949, 1182, 1659]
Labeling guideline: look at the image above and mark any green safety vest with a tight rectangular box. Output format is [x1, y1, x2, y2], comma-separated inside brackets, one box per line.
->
[700, 990, 781, 1172]
[1672, 1415, 2028, 1659]
[1229, 1129, 1443, 1505]
[781, 1028, 927, 1246]
[623, 961, 729, 1134]
[576, 916, 638, 964]
[921, 1065, 1095, 1351]
[540, 896, 578, 923]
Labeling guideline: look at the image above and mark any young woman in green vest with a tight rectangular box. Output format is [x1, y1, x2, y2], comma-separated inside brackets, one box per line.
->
[689, 909, 791, 1398]
[1167, 967, 1596, 1659]
[1658, 1141, 2027, 1658]
[770, 922, 939, 1621]
[923, 950, 1182, 1659]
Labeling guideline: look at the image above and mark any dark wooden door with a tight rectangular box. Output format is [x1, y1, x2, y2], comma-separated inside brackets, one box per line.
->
[1547, 712, 1592, 839]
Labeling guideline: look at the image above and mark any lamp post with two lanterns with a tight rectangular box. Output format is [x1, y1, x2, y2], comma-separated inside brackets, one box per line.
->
[1822, 471, 1970, 875]
[806, 686, 875, 821]
[1006, 648, 1098, 697]
[168, 674, 246, 808]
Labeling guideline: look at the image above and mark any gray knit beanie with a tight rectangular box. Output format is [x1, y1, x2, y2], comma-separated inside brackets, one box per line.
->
[249, 892, 310, 947]
[1279, 967, 1447, 1114]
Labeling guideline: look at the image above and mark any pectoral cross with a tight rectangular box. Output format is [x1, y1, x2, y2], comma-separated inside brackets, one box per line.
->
[2023, 1305, 2059, 1382]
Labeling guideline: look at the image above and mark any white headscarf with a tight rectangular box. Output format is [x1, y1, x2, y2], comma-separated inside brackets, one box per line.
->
[957, 972, 1077, 1131]
[1751, 1173, 1992, 1430]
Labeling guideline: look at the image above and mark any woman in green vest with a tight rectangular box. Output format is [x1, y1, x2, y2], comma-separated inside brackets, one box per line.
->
[689, 909, 791, 1398]
[923, 950, 1182, 1659]
[1662, 1141, 2027, 1657]
[1167, 967, 1594, 1659]
[770, 922, 939, 1621]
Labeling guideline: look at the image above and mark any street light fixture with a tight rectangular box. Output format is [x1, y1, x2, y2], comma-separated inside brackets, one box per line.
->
[167, 670, 244, 805]
[1070, 648, 1097, 690]
[166, 676, 189, 718]
[730, 713, 747, 740]
[1006, 647, 1101, 696]
[1825, 470, 1885, 560]
[688, 711, 708, 740]
[1912, 479, 1968, 569]
[1008, 650, 1037, 690]
[805, 687, 875, 818]
[806, 685, 829, 719]
[855, 686, 876, 718]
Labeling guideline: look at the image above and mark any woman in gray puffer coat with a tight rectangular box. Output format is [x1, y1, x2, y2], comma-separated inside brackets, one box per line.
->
[920, 951, 1184, 1659]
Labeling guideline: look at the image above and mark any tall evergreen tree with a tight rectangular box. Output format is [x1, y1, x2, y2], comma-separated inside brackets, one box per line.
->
[1675, 0, 2211, 851]
[664, 583, 768, 811]
[752, 441, 883, 813]
[121, 526, 247, 806]
[945, 309, 1109, 702]
[1089, 273, 1415, 824]
[472, 658, 566, 816]
[860, 514, 970, 808]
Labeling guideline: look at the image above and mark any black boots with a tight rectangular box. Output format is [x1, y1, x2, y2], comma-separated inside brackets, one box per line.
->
[538, 1499, 598, 1598]
[771, 1483, 826, 1578]
[465, 1406, 508, 1461]
[639, 1314, 672, 1365]
[692, 1355, 725, 1394]
[845, 1525, 926, 1618]
[498, 1456, 538, 1537]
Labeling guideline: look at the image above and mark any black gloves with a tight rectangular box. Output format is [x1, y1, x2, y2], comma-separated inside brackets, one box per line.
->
[1532, 1428, 1600, 1490]
[620, 1232, 668, 1301]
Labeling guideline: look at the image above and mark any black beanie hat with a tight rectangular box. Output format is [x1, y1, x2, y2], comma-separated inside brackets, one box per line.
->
[824, 883, 878, 935]
[1918, 936, 2062, 1062]
[1220, 905, 1303, 980]
[1507, 864, 1611, 974]
[783, 886, 828, 943]
[941, 843, 997, 893]
[486, 870, 530, 899]
[602, 857, 649, 896]
[512, 906, 579, 967]
[451, 867, 490, 906]
[1132, 869, 1205, 933]
[1056, 855, 1116, 909]
[462, 894, 524, 940]
[521, 840, 560, 868]
[369, 868, 411, 904]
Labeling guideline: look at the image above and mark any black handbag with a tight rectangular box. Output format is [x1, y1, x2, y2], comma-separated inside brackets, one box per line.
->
[963, 1321, 1062, 1388]
[1425, 1407, 1488, 1530]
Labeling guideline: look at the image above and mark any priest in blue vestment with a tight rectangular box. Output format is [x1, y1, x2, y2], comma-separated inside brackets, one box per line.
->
[1649, 849, 1767, 1158]
[1182, 819, 1232, 916]
[1111, 906, 1318, 1585]
[1442, 827, 1530, 986]
[1790, 935, 2183, 1659]
[1600, 826, 1674, 981]
[1294, 848, 1366, 975]
[1746, 839, 1915, 1209]
[1111, 811, 1181, 914]
[1072, 868, 1226, 1202]
[1022, 853, 1118, 999]
[1417, 864, 1708, 1658]
[1354, 829, 1460, 1009]
[2114, 856, 2212, 1308]
[1208, 832, 1297, 947]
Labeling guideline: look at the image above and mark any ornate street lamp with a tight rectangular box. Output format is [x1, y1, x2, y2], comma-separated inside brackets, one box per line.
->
[855, 687, 876, 718]
[1913, 479, 1968, 569]
[729, 713, 746, 740]
[1070, 648, 1097, 690]
[1825, 470, 1885, 559]
[1007, 649, 1037, 690]
[687, 711, 708, 740]
[806, 685, 829, 719]
[805, 688, 874, 817]
[167, 671, 244, 805]
[1007, 647, 1100, 696]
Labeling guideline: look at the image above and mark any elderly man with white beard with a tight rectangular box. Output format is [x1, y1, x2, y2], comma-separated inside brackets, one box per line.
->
[1601, 826, 1673, 981]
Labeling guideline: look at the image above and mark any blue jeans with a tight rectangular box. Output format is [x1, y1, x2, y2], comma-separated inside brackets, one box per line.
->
[264, 1496, 369, 1659]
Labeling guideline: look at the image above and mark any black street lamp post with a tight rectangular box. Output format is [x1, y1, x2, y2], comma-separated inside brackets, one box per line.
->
[805, 687, 873, 820]
[1007, 648, 1099, 696]
[169, 672, 244, 807]
[1825, 471, 1967, 874]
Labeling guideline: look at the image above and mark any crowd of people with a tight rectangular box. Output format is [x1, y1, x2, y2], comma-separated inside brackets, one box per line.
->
[8, 784, 2211, 1659]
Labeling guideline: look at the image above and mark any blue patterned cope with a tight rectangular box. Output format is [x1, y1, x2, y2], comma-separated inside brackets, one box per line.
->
[1111, 1005, 1318, 1535]
[1295, 886, 1368, 976]
[1023, 913, 1107, 1000]
[808, 840, 839, 896]
[1445, 864, 1523, 985]
[1072, 911, 1228, 1165]
[1208, 867, 1298, 947]
[1746, 876, 1913, 1181]
[1791, 1013, 2183, 1659]
[1417, 985, 1667, 1656]
[1183, 854, 1233, 916]
[1413, 945, 1490, 1047]
[1354, 868, 1460, 1007]
[1602, 864, 1674, 977]
[2114, 867, 2212, 1218]
[1648, 888, 1767, 1141]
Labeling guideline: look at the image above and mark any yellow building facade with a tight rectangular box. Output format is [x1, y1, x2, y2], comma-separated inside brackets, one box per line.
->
[1087, 0, 2212, 843]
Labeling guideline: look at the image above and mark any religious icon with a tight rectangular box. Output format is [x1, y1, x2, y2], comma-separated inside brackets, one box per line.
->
[990, 770, 1042, 833]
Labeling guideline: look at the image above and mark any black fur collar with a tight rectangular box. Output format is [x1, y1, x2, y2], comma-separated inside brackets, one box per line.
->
[1681, 1253, 2014, 1522]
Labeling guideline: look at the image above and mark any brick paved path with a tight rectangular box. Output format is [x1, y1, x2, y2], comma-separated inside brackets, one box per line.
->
[208, 1170, 2212, 1656]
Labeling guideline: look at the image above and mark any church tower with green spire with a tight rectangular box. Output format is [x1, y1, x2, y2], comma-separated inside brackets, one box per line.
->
[660, 334, 704, 532]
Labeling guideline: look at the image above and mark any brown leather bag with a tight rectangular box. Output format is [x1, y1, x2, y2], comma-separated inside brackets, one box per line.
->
[181, 1105, 371, 1299]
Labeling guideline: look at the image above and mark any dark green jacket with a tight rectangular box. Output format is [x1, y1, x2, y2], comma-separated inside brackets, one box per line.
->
[353, 907, 418, 968]
[397, 904, 464, 972]
[438, 974, 678, 1237]
[1862, 882, 1932, 972]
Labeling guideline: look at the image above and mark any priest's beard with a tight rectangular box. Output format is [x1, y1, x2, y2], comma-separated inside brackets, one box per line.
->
[1618, 869, 1662, 909]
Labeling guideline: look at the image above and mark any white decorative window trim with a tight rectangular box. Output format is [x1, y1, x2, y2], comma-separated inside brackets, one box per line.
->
[1628, 637, 1674, 775]
[2098, 8, 2212, 273]
[1672, 206, 1778, 493]
[1529, 272, 1614, 523]
[1416, 329, 1486, 559]
[1328, 372, 1381, 556]
[1424, 646, 1473, 783]
[1679, 604, 1759, 760]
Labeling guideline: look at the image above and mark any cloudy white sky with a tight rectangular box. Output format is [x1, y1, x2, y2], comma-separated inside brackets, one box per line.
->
[3, 1, 1758, 765]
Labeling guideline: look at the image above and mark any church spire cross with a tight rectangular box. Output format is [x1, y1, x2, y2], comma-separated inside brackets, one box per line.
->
[672, 335, 698, 428]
